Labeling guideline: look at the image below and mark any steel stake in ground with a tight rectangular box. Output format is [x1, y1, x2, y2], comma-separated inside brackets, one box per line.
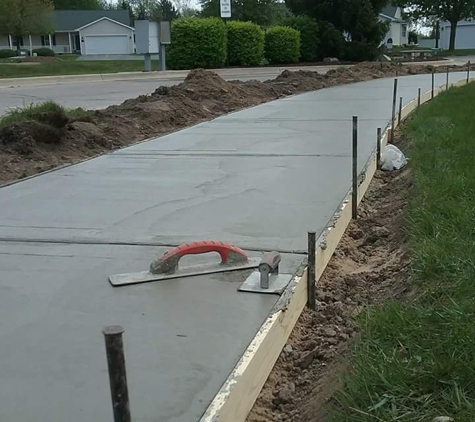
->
[352, 116, 358, 220]
[391, 79, 398, 143]
[446, 66, 449, 89]
[307, 231, 316, 311]
[468, 60, 471, 84]
[377, 127, 382, 169]
[102, 326, 131, 422]
[431, 69, 435, 99]
[398, 96, 403, 125]
[418, 88, 421, 106]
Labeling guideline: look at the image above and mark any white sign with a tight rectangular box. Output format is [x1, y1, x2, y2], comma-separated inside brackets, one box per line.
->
[220, 0, 231, 18]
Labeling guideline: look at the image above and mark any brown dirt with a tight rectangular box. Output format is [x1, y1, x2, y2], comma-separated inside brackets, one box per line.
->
[0, 62, 463, 185]
[247, 146, 413, 422]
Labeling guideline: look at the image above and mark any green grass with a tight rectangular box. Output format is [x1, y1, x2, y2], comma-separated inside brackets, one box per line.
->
[330, 83, 475, 422]
[440, 49, 475, 56]
[0, 57, 159, 79]
[0, 101, 90, 127]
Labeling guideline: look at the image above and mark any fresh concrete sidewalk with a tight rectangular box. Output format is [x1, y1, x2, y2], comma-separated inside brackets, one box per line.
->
[0, 72, 468, 422]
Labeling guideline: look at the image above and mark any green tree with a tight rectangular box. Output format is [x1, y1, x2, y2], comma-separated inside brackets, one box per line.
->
[0, 0, 54, 52]
[394, 0, 475, 50]
[199, 0, 281, 26]
[285, 0, 388, 60]
[151, 0, 180, 20]
[52, 0, 104, 9]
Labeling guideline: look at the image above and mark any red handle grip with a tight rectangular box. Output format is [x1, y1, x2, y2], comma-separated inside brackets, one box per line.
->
[150, 241, 248, 275]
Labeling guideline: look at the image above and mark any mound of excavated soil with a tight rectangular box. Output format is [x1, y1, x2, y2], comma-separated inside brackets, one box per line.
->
[0, 63, 467, 184]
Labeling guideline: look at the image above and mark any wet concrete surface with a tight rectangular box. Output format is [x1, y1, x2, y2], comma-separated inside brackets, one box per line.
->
[0, 72, 468, 422]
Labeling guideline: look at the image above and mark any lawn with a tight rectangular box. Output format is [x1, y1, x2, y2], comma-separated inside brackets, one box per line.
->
[440, 48, 475, 56]
[330, 83, 475, 422]
[0, 56, 160, 78]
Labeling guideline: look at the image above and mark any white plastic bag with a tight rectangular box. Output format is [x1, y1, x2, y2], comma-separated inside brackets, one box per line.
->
[381, 144, 407, 171]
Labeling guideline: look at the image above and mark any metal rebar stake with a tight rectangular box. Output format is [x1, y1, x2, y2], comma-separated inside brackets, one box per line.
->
[398, 96, 403, 125]
[307, 231, 316, 311]
[352, 116, 358, 220]
[431, 69, 435, 99]
[391, 79, 398, 143]
[418, 88, 421, 106]
[446, 66, 449, 89]
[102, 326, 131, 422]
[377, 127, 382, 169]
[307, 231, 317, 311]
[467, 60, 471, 84]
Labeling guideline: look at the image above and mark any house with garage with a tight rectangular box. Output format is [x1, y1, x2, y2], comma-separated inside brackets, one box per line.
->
[379, 5, 409, 47]
[0, 10, 135, 55]
[439, 19, 475, 50]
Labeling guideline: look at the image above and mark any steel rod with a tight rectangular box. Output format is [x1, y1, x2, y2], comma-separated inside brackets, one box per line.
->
[391, 79, 398, 143]
[102, 326, 131, 422]
[307, 231, 316, 311]
[467, 60, 471, 84]
[398, 96, 403, 125]
[352, 116, 358, 220]
[377, 127, 382, 169]
[418, 87, 421, 106]
[446, 66, 449, 89]
[431, 69, 435, 99]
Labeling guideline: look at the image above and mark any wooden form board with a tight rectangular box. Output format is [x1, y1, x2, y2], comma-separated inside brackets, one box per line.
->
[200, 77, 474, 422]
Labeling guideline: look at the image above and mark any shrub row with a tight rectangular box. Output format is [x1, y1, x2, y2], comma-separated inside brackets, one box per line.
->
[0, 47, 55, 59]
[0, 49, 16, 59]
[167, 18, 302, 69]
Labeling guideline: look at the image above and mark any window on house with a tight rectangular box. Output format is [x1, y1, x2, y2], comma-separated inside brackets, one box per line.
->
[12, 37, 24, 47]
[402, 24, 407, 38]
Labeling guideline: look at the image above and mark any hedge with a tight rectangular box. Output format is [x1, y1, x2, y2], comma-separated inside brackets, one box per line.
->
[316, 21, 345, 60]
[167, 18, 227, 69]
[32, 48, 55, 57]
[227, 21, 264, 66]
[0, 49, 16, 59]
[265, 26, 300, 64]
[343, 40, 381, 61]
[282, 16, 319, 62]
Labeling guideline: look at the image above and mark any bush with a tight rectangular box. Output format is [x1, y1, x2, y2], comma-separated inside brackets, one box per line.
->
[316, 21, 345, 60]
[0, 49, 16, 59]
[343, 40, 381, 61]
[282, 16, 319, 62]
[227, 21, 264, 66]
[265, 26, 300, 64]
[32, 48, 55, 57]
[167, 18, 227, 69]
[409, 30, 418, 44]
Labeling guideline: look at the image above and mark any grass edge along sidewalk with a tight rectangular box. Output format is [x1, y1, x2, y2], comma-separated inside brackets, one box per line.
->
[329, 83, 475, 422]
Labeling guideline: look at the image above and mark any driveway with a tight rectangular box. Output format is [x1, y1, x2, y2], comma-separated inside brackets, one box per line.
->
[77, 54, 160, 61]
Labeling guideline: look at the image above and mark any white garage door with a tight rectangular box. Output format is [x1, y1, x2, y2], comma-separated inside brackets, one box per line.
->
[85, 35, 129, 55]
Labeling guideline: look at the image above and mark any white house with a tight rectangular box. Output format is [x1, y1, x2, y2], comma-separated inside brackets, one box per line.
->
[440, 19, 475, 50]
[379, 5, 409, 46]
[0, 10, 135, 55]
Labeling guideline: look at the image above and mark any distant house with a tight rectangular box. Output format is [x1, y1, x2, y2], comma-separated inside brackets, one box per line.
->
[0, 10, 135, 55]
[379, 5, 409, 46]
[440, 19, 475, 50]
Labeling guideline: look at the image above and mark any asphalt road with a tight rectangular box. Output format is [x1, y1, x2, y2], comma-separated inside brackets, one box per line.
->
[0, 72, 468, 422]
[0, 65, 338, 116]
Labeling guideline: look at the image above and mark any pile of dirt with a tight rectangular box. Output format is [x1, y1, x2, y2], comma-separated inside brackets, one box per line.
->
[248, 160, 412, 422]
[0, 62, 468, 184]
